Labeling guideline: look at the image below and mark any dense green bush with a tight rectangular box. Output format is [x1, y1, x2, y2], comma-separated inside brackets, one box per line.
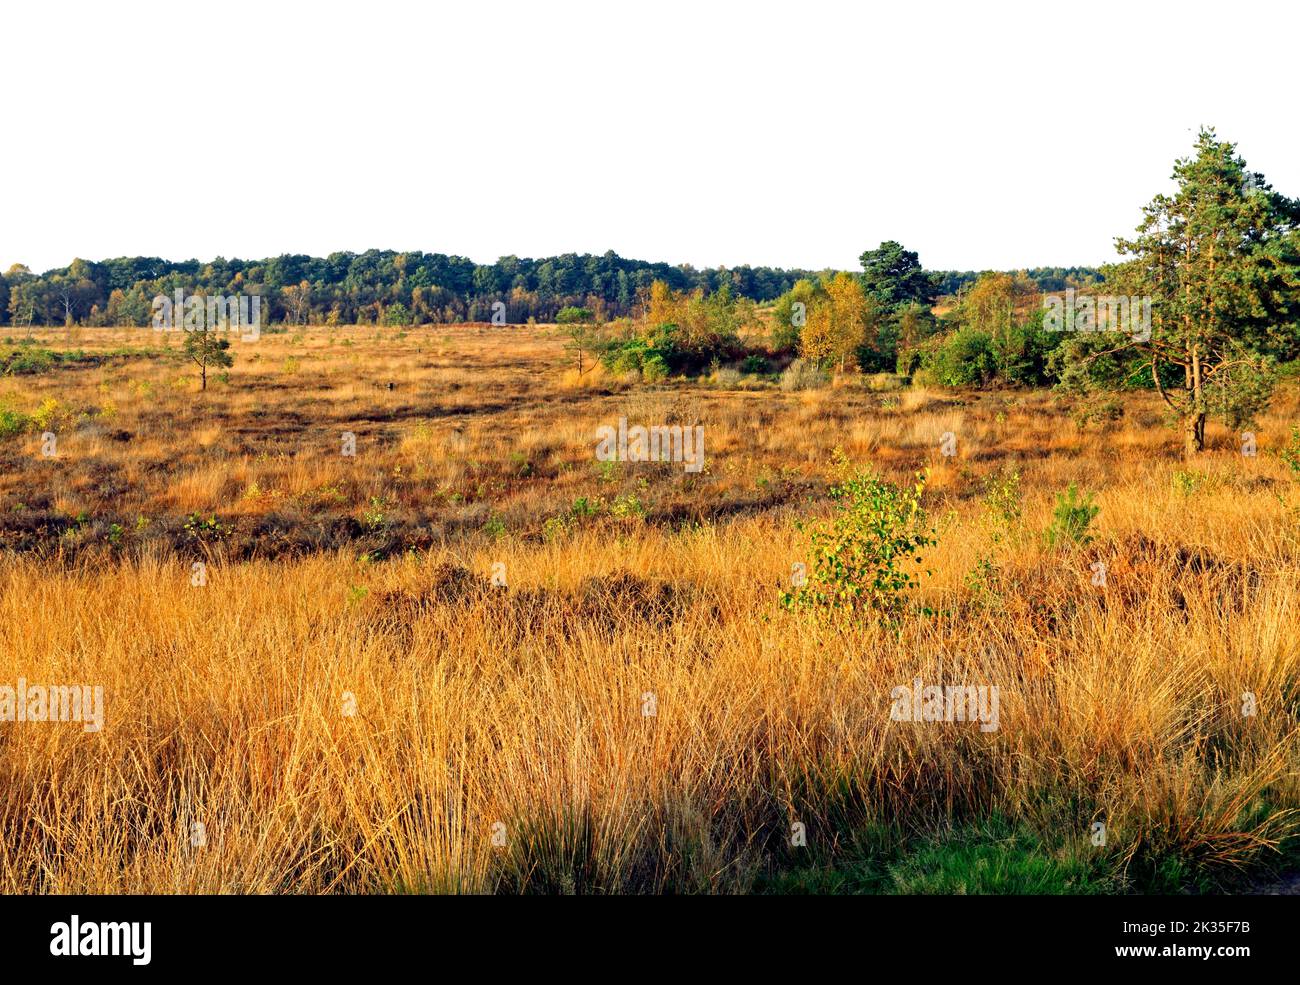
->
[603, 327, 677, 375]
[641, 353, 669, 382]
[601, 317, 744, 377]
[920, 328, 997, 386]
[990, 323, 1060, 386]
[0, 404, 29, 439]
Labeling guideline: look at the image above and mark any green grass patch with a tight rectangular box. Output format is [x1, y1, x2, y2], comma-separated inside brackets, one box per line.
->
[758, 818, 1126, 895]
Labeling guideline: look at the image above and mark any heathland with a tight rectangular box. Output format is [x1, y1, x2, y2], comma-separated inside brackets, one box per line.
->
[1, 321, 1298, 893]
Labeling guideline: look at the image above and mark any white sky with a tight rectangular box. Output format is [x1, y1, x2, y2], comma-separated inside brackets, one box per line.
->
[2, 0, 1296, 276]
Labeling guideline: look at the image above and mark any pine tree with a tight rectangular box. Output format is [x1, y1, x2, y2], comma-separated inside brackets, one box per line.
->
[184, 322, 234, 392]
[1103, 128, 1300, 454]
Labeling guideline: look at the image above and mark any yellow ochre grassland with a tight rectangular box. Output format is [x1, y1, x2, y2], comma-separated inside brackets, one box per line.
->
[1, 324, 1297, 893]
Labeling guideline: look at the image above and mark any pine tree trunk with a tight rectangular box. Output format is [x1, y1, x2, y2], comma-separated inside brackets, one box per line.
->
[1183, 344, 1206, 455]
[1183, 413, 1206, 455]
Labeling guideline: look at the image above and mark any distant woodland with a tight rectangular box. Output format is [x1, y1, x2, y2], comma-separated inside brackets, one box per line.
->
[0, 249, 1098, 328]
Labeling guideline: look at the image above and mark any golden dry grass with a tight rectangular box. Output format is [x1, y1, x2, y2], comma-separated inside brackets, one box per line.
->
[0, 325, 1298, 893]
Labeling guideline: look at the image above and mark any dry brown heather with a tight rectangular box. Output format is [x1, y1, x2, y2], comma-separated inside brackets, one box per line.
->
[1, 324, 1298, 893]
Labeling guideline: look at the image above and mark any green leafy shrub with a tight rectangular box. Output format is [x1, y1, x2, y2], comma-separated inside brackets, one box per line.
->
[1278, 426, 1300, 479]
[964, 555, 1002, 603]
[611, 493, 645, 519]
[781, 453, 937, 623]
[991, 323, 1058, 386]
[981, 463, 1022, 532]
[1172, 469, 1209, 496]
[642, 354, 669, 382]
[921, 328, 997, 387]
[31, 398, 67, 432]
[0, 405, 29, 439]
[362, 497, 391, 530]
[570, 496, 603, 518]
[602, 325, 680, 376]
[183, 513, 228, 541]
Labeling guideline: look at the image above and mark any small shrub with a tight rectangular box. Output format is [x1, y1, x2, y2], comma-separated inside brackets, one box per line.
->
[610, 346, 646, 375]
[981, 464, 1023, 532]
[964, 555, 1001, 603]
[1278, 426, 1300, 479]
[362, 497, 391, 531]
[611, 493, 645, 520]
[0, 405, 29, 439]
[1044, 483, 1099, 547]
[570, 496, 602, 519]
[31, 397, 66, 432]
[0, 346, 56, 375]
[183, 513, 227, 542]
[781, 453, 937, 623]
[1172, 469, 1208, 496]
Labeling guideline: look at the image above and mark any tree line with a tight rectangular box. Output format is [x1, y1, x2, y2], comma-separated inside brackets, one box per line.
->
[0, 248, 1101, 330]
[0, 251, 824, 328]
